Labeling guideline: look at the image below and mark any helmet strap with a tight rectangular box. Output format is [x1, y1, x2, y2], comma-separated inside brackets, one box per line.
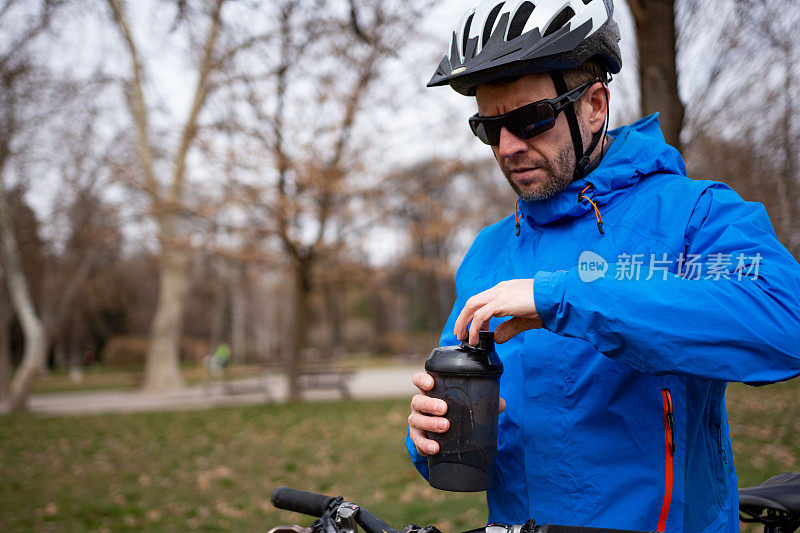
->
[549, 71, 602, 181]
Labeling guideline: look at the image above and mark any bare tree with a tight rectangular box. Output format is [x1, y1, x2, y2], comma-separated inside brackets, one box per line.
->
[628, 0, 685, 149]
[733, 0, 800, 255]
[0, 183, 47, 410]
[226, 0, 430, 399]
[0, 0, 66, 410]
[680, 0, 800, 256]
[105, 0, 234, 390]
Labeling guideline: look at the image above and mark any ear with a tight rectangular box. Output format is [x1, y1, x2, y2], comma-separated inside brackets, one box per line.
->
[581, 81, 609, 134]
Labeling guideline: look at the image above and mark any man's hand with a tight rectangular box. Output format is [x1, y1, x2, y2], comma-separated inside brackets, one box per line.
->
[454, 279, 544, 345]
[408, 372, 448, 456]
[408, 372, 506, 456]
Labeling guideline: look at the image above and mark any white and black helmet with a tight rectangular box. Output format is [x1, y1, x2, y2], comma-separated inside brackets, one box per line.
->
[429, 0, 622, 95]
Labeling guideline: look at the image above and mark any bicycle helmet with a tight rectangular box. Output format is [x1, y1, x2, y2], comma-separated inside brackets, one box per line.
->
[428, 0, 622, 96]
[429, 0, 622, 181]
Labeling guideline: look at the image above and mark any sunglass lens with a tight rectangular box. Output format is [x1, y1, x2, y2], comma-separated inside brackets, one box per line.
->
[469, 102, 556, 145]
[520, 117, 555, 138]
[473, 122, 494, 145]
[510, 103, 555, 140]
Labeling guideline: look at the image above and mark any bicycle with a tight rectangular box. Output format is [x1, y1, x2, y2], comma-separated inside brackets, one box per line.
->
[739, 472, 800, 533]
[268, 471, 800, 533]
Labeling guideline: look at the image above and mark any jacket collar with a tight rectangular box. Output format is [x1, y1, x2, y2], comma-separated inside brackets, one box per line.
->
[518, 113, 687, 229]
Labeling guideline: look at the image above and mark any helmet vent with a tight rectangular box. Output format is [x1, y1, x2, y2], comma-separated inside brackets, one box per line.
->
[462, 13, 475, 53]
[482, 2, 505, 48]
[507, 2, 534, 41]
[543, 6, 575, 37]
[582, 0, 593, 4]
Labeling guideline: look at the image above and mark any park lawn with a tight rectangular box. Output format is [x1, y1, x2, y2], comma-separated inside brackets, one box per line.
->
[0, 398, 485, 532]
[0, 380, 798, 532]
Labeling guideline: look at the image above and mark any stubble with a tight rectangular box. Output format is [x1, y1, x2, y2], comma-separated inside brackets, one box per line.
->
[501, 142, 575, 201]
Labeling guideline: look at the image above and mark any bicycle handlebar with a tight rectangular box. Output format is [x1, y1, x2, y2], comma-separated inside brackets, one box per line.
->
[271, 487, 404, 533]
[270, 487, 653, 533]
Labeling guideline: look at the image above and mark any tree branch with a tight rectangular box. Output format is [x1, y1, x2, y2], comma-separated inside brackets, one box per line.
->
[106, 0, 160, 205]
[169, 0, 226, 202]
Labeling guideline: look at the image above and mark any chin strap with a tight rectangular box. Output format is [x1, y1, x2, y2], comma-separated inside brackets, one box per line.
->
[549, 71, 606, 181]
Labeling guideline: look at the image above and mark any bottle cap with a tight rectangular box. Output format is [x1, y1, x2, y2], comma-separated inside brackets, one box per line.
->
[425, 331, 503, 375]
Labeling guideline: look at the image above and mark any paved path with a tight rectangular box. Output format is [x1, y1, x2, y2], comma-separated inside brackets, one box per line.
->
[25, 365, 421, 416]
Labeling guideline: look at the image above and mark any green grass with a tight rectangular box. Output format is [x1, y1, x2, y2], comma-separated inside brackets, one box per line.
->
[0, 398, 484, 532]
[727, 380, 800, 486]
[0, 381, 798, 532]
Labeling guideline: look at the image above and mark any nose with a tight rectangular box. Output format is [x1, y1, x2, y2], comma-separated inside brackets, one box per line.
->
[496, 126, 527, 158]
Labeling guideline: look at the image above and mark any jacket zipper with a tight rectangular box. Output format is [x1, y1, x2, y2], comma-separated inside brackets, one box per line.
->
[657, 388, 675, 532]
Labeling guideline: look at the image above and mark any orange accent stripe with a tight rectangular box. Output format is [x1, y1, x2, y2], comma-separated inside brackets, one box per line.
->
[657, 389, 674, 532]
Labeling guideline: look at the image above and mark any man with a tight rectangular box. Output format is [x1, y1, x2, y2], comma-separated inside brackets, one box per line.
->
[405, 1, 800, 532]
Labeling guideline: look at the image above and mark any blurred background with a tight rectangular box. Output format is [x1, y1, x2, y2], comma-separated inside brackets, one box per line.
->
[0, 0, 798, 531]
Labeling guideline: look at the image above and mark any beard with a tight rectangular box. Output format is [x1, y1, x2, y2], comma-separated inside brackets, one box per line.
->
[500, 141, 575, 202]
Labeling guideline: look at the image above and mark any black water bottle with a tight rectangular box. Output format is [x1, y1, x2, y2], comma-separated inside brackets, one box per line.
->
[425, 331, 503, 492]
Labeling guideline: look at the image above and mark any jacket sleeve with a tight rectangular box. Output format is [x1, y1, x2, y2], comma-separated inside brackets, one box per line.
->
[533, 183, 800, 384]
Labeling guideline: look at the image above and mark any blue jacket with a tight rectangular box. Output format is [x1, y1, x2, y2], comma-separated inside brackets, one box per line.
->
[406, 115, 800, 532]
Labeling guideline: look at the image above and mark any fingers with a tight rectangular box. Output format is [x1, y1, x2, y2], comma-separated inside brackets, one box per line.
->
[468, 309, 493, 345]
[408, 409, 449, 433]
[412, 372, 434, 392]
[454, 279, 539, 344]
[499, 397, 507, 413]
[411, 392, 447, 416]
[454, 288, 495, 342]
[409, 425, 439, 456]
[409, 391, 449, 456]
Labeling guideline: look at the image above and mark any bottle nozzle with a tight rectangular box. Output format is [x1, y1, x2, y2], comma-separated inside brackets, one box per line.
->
[477, 330, 494, 353]
[457, 331, 495, 354]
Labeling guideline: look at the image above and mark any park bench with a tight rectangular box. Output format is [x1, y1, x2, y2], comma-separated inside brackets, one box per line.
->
[296, 364, 354, 399]
[202, 357, 275, 399]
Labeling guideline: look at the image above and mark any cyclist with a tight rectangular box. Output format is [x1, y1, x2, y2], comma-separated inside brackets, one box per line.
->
[405, 1, 800, 532]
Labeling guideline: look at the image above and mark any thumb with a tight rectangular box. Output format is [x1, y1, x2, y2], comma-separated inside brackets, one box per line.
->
[494, 317, 540, 343]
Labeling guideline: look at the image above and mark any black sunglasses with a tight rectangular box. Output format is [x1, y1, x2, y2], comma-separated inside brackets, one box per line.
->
[468, 79, 597, 146]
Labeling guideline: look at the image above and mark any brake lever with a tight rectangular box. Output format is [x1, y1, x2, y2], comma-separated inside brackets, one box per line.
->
[311, 497, 345, 533]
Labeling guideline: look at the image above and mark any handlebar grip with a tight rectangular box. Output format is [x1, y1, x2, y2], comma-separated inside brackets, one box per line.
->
[271, 487, 336, 517]
[355, 507, 401, 533]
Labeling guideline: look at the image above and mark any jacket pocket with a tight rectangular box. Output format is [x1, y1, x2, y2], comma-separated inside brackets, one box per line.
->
[657, 388, 674, 532]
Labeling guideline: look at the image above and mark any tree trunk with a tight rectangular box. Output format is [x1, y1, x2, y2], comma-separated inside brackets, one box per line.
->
[773, 57, 795, 249]
[0, 183, 48, 411]
[630, 0, 685, 150]
[230, 264, 247, 364]
[0, 309, 11, 403]
[209, 261, 227, 349]
[142, 247, 188, 390]
[780, 49, 800, 257]
[7, 323, 47, 411]
[258, 277, 282, 363]
[322, 280, 343, 360]
[53, 339, 67, 369]
[287, 261, 311, 401]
